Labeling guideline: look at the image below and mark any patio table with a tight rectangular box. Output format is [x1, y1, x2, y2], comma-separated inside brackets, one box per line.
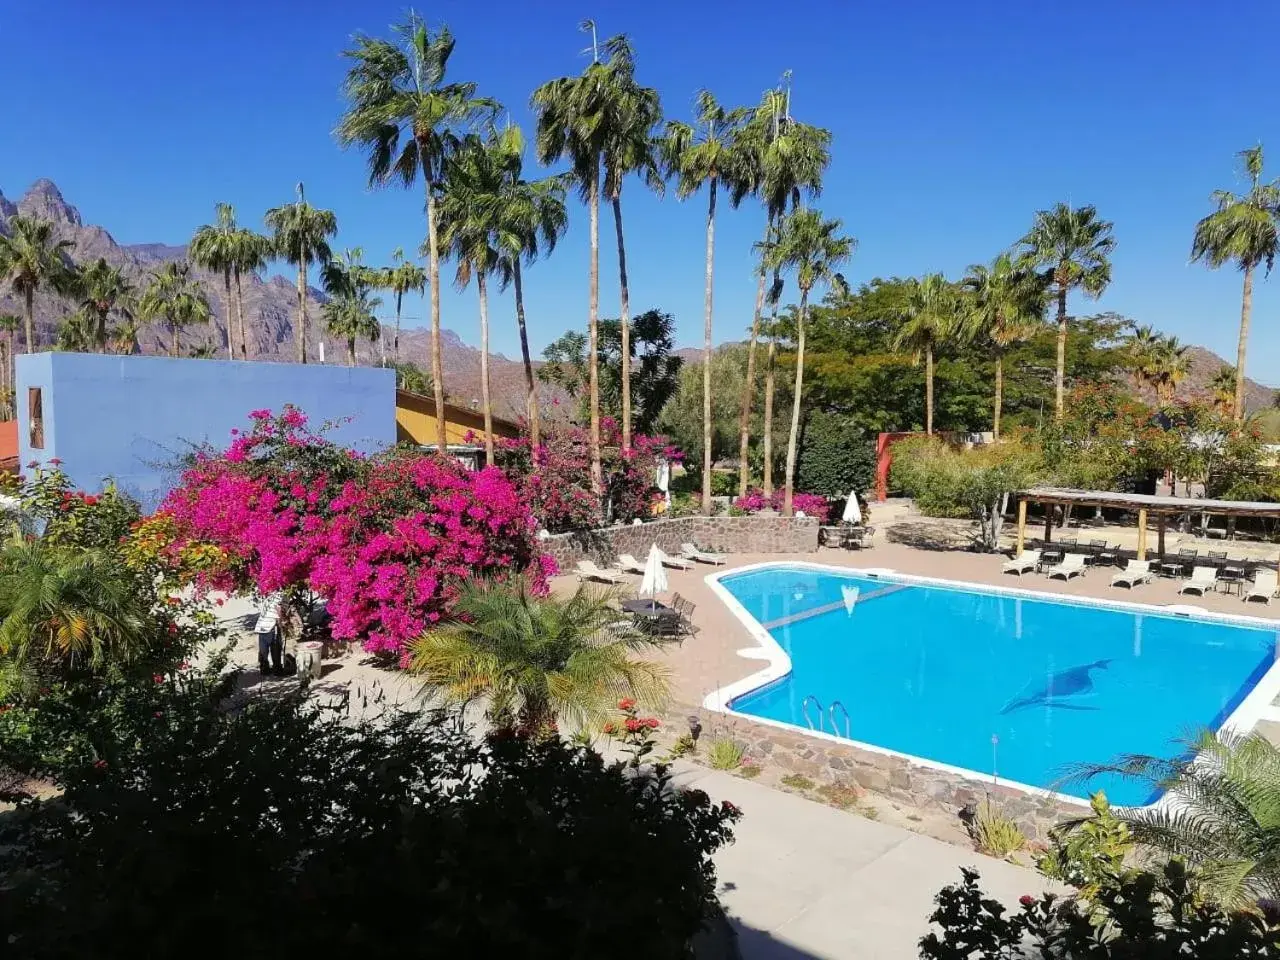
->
[1158, 560, 1183, 579]
[1217, 566, 1246, 597]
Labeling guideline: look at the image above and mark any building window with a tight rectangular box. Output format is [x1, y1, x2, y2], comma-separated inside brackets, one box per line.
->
[28, 387, 43, 449]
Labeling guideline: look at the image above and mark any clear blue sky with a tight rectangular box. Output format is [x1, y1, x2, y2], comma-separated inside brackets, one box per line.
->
[5, 0, 1280, 383]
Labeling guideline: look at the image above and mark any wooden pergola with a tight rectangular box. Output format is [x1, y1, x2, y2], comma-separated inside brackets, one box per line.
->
[1016, 487, 1280, 561]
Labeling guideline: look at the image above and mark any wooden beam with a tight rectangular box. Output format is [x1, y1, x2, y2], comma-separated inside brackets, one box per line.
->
[1017, 498, 1027, 554]
[1137, 507, 1148, 562]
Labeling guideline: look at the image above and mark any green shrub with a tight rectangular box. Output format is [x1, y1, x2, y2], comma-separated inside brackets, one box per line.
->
[796, 411, 877, 497]
[781, 773, 815, 791]
[663, 732, 697, 760]
[1036, 791, 1132, 906]
[706, 737, 745, 770]
[967, 799, 1027, 861]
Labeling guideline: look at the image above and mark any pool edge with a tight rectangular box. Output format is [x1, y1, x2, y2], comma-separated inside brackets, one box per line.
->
[701, 559, 1280, 813]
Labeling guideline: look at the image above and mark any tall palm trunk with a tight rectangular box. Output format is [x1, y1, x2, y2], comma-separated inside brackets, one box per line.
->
[170, 320, 180, 358]
[1054, 280, 1067, 421]
[925, 342, 934, 436]
[512, 259, 539, 449]
[23, 288, 34, 353]
[1234, 264, 1253, 423]
[393, 290, 404, 365]
[612, 194, 632, 452]
[587, 163, 603, 496]
[737, 222, 771, 498]
[222, 270, 234, 360]
[992, 354, 1003, 440]
[295, 260, 308, 364]
[233, 267, 248, 360]
[701, 178, 718, 513]
[424, 174, 448, 456]
[347, 337, 356, 366]
[761, 283, 781, 497]
[477, 269, 495, 466]
[783, 287, 810, 516]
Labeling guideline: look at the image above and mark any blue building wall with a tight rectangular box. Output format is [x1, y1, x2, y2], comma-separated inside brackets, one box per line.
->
[16, 354, 396, 510]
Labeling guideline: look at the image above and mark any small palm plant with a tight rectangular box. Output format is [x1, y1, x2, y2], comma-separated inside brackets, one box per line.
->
[409, 580, 670, 731]
[1072, 730, 1280, 909]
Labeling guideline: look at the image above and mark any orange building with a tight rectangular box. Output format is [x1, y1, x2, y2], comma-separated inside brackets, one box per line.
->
[395, 389, 521, 449]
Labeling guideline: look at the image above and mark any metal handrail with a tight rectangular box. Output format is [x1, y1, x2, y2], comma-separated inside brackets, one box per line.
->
[801, 695, 824, 732]
[829, 700, 851, 739]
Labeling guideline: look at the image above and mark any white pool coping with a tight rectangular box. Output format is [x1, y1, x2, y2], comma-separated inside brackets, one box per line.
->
[702, 561, 1280, 812]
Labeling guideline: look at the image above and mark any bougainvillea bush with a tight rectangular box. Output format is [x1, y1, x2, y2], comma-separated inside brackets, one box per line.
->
[731, 488, 830, 522]
[495, 418, 682, 533]
[156, 408, 553, 659]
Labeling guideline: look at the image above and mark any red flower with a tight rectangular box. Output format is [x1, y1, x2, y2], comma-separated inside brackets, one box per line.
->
[618, 697, 637, 711]
[1019, 895, 1036, 907]
[624, 718, 643, 733]
[643, 717, 660, 729]
[167, 623, 178, 636]
[82, 495, 98, 506]
[153, 674, 164, 683]
[93, 759, 108, 770]
[722, 800, 740, 814]
[602, 722, 617, 735]
[153, 711, 164, 719]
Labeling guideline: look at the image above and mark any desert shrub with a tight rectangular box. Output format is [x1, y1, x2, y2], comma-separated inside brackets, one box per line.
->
[781, 773, 815, 790]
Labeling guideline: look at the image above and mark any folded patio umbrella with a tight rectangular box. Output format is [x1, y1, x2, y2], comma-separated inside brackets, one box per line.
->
[639, 543, 668, 600]
[842, 490, 862, 525]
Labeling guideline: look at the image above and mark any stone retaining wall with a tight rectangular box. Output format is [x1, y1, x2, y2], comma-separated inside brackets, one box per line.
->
[678, 704, 1086, 841]
[542, 515, 819, 569]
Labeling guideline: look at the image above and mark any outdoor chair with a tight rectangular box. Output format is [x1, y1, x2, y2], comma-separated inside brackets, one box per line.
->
[1046, 553, 1087, 580]
[614, 554, 648, 575]
[1060, 537, 1078, 549]
[575, 560, 627, 585]
[681, 542, 727, 565]
[1093, 541, 1119, 567]
[1176, 547, 1198, 576]
[1207, 550, 1228, 566]
[1037, 547, 1065, 572]
[1178, 566, 1217, 596]
[657, 548, 694, 570]
[1111, 560, 1154, 589]
[1246, 570, 1278, 604]
[1002, 550, 1039, 576]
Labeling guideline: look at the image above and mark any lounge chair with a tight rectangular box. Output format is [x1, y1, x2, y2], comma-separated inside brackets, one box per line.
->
[1111, 560, 1153, 589]
[576, 560, 627, 585]
[657, 548, 694, 570]
[615, 554, 647, 575]
[681, 542, 727, 565]
[1178, 566, 1217, 596]
[1046, 553, 1087, 580]
[1246, 570, 1278, 604]
[1002, 550, 1039, 576]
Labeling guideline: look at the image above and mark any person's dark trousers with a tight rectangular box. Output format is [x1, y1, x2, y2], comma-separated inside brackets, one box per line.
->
[257, 627, 282, 674]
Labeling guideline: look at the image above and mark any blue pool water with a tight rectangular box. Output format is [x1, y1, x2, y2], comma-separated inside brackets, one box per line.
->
[722, 565, 1279, 804]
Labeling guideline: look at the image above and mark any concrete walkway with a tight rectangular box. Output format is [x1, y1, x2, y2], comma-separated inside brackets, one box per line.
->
[675, 763, 1046, 959]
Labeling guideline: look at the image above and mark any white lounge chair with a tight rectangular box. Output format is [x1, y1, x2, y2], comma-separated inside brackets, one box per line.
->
[1111, 560, 1153, 589]
[576, 560, 627, 585]
[1002, 550, 1039, 576]
[1178, 566, 1217, 596]
[1046, 553, 1087, 580]
[1246, 570, 1278, 604]
[615, 554, 647, 575]
[657, 548, 694, 570]
[681, 542, 726, 565]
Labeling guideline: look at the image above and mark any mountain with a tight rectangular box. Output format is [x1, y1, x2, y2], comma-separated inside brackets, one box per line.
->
[0, 179, 543, 418]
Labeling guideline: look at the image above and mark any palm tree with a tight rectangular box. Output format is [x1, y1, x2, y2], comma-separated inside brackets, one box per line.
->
[764, 208, 853, 515]
[230, 226, 271, 360]
[733, 82, 831, 496]
[188, 203, 240, 359]
[663, 91, 751, 513]
[1192, 146, 1280, 423]
[1210, 365, 1238, 415]
[598, 34, 663, 453]
[337, 12, 495, 455]
[1071, 730, 1280, 910]
[1019, 203, 1116, 420]
[437, 133, 507, 465]
[72, 258, 134, 352]
[0, 214, 75, 352]
[894, 274, 960, 436]
[1150, 335, 1192, 404]
[0, 541, 151, 679]
[138, 261, 213, 357]
[961, 253, 1046, 439]
[409, 579, 670, 730]
[321, 248, 383, 366]
[379, 248, 427, 366]
[531, 34, 622, 495]
[110, 316, 141, 356]
[489, 130, 569, 450]
[264, 184, 337, 365]
[1126, 323, 1163, 393]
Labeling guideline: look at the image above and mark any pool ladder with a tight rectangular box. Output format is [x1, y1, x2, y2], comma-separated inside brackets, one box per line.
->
[800, 696, 851, 739]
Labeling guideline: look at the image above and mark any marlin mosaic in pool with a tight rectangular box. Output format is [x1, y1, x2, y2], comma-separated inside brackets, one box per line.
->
[716, 564, 1280, 805]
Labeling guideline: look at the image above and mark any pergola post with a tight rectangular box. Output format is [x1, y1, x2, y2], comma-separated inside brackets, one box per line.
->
[1156, 513, 1166, 558]
[1016, 498, 1027, 554]
[1044, 510, 1053, 544]
[1137, 508, 1148, 561]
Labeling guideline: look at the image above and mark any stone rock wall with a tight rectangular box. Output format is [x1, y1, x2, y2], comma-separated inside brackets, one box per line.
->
[677, 705, 1086, 841]
[543, 515, 819, 569]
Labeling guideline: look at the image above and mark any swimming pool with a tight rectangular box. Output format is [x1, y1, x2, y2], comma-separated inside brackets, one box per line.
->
[710, 563, 1280, 805]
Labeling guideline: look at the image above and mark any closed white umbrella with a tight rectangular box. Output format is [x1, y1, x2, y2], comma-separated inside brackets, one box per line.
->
[639, 543, 668, 601]
[841, 584, 860, 616]
[842, 490, 862, 525]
